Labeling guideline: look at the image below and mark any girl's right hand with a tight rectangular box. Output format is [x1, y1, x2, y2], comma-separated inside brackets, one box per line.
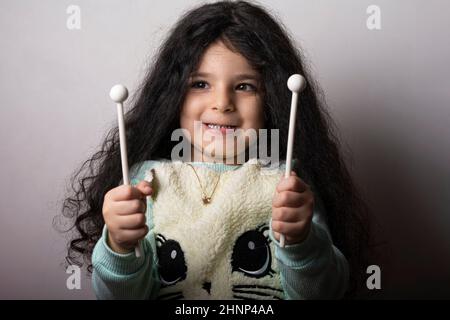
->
[102, 180, 153, 254]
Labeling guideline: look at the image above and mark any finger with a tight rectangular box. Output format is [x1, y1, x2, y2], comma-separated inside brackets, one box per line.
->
[272, 230, 281, 242]
[277, 175, 308, 193]
[114, 226, 149, 246]
[273, 205, 313, 224]
[284, 170, 297, 177]
[116, 213, 147, 230]
[135, 180, 153, 197]
[271, 230, 305, 245]
[272, 206, 302, 222]
[112, 199, 147, 215]
[271, 219, 306, 237]
[109, 184, 148, 201]
[272, 191, 307, 208]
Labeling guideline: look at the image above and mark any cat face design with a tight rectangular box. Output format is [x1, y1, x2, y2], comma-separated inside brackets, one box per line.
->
[155, 224, 284, 300]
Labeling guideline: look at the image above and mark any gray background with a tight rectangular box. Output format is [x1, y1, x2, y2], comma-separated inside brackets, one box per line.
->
[1, 0, 449, 299]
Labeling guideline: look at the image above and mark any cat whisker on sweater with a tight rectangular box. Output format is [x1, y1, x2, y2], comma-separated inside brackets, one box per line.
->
[164, 294, 184, 300]
[156, 291, 184, 300]
[232, 288, 283, 300]
[233, 294, 258, 300]
[233, 290, 283, 300]
[232, 284, 284, 300]
[233, 284, 283, 292]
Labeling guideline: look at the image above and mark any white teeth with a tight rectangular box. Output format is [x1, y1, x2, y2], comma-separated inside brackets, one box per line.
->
[207, 124, 235, 129]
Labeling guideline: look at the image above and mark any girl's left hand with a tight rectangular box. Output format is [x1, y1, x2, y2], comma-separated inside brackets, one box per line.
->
[271, 171, 315, 246]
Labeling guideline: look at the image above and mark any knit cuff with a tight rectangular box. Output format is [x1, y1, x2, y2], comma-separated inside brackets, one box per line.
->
[92, 225, 148, 276]
[269, 218, 330, 268]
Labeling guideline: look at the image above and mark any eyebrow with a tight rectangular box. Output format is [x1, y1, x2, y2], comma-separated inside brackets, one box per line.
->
[190, 71, 260, 81]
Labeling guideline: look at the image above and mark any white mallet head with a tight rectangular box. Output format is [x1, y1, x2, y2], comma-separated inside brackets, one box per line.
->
[109, 84, 129, 103]
[287, 74, 306, 93]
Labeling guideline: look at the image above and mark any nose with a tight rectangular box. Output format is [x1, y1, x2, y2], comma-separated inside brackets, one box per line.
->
[212, 86, 234, 113]
[202, 281, 212, 294]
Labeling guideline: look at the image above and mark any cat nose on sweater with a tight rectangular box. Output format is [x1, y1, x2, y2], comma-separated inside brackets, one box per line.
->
[202, 281, 212, 294]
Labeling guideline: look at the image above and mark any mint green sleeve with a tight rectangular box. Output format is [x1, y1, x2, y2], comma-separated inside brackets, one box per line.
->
[91, 161, 161, 300]
[270, 159, 349, 299]
[269, 196, 349, 299]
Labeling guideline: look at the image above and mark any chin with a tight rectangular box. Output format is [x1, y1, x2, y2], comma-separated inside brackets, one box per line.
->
[201, 143, 247, 164]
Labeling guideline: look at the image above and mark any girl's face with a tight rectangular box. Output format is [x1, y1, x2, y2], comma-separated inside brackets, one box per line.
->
[180, 40, 264, 164]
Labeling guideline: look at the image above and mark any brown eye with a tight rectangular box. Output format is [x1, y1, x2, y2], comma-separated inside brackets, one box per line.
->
[191, 81, 208, 89]
[236, 83, 256, 91]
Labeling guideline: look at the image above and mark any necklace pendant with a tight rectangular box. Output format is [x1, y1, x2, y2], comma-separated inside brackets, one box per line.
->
[202, 197, 211, 205]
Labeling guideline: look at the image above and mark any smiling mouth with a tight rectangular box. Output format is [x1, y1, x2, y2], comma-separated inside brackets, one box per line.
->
[203, 123, 238, 134]
[206, 123, 237, 129]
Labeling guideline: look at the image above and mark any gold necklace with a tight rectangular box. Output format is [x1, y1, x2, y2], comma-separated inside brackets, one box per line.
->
[186, 163, 221, 205]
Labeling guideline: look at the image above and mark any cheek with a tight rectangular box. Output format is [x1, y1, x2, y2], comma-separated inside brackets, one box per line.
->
[242, 103, 265, 130]
[180, 98, 200, 130]
[180, 99, 204, 146]
[179, 110, 191, 131]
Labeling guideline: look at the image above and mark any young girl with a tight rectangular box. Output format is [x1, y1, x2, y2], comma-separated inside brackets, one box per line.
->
[61, 0, 371, 299]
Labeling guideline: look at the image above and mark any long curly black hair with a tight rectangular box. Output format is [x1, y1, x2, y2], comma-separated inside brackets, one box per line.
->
[57, 0, 372, 297]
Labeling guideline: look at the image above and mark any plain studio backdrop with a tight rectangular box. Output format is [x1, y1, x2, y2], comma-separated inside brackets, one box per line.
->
[0, 0, 449, 299]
